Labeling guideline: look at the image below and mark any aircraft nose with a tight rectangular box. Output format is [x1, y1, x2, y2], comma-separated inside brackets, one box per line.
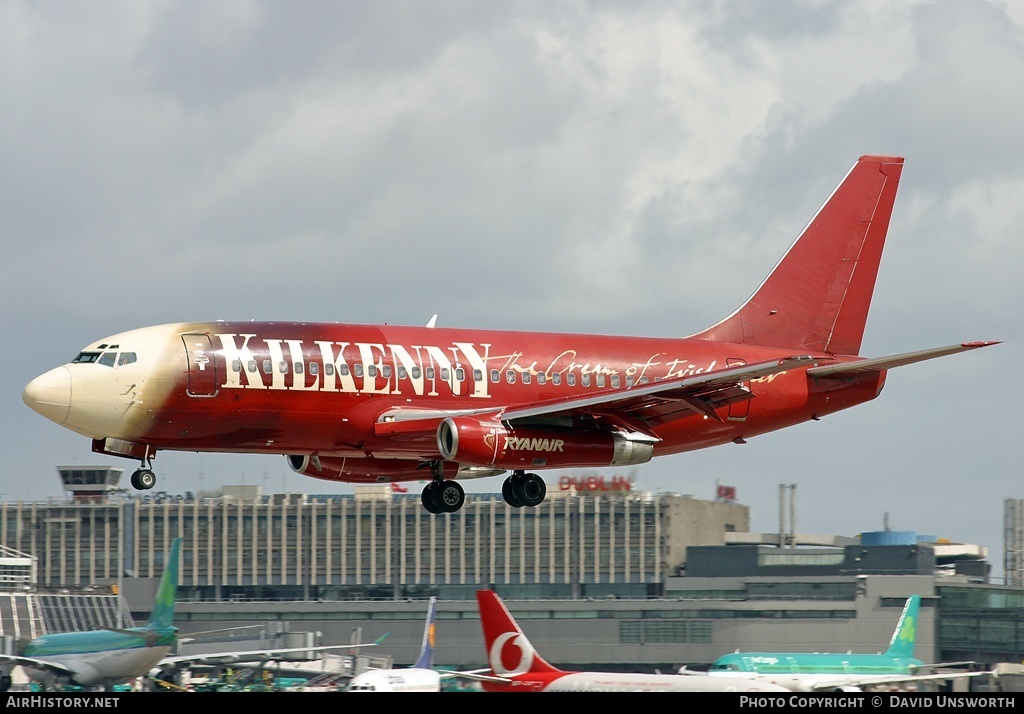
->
[23, 366, 72, 424]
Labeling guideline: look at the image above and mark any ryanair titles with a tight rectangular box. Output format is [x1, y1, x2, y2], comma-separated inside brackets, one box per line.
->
[214, 333, 718, 400]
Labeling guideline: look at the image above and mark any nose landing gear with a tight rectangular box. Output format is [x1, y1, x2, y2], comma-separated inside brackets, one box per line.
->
[130, 451, 157, 490]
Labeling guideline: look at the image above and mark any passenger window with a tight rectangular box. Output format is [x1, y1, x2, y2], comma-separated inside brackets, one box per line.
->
[626, 376, 635, 387]
[397, 366, 407, 379]
[263, 360, 272, 374]
[231, 360, 242, 372]
[522, 372, 531, 384]
[506, 370, 515, 384]
[279, 361, 289, 374]
[325, 363, 334, 376]
[552, 373, 561, 385]
[294, 363, 304, 374]
[411, 366, 421, 379]
[611, 375, 620, 388]
[440, 368, 450, 380]
[582, 374, 591, 387]
[381, 365, 392, 378]
[567, 374, 576, 386]
[490, 369, 500, 383]
[537, 373, 546, 385]
[455, 368, 465, 381]
[355, 365, 364, 377]
[426, 367, 435, 380]
[309, 363, 319, 375]
[596, 375, 605, 387]
[473, 369, 482, 382]
[339, 364, 349, 376]
[367, 365, 377, 377]
[248, 360, 257, 372]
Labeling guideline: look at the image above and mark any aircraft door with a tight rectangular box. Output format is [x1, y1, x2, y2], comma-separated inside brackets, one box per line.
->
[182, 334, 219, 397]
[727, 358, 750, 421]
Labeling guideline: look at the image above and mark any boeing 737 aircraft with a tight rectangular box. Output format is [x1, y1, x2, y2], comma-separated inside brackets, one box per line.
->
[22, 155, 999, 513]
[346, 596, 494, 692]
[0, 538, 182, 692]
[475, 589, 788, 692]
[698, 595, 987, 692]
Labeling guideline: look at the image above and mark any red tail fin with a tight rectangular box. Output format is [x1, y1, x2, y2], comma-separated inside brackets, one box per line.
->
[691, 155, 904, 356]
[476, 590, 561, 675]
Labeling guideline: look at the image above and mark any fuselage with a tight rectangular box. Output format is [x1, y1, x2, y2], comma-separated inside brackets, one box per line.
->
[708, 652, 925, 692]
[482, 670, 790, 693]
[22, 321, 884, 481]
[20, 627, 176, 688]
[346, 667, 442, 692]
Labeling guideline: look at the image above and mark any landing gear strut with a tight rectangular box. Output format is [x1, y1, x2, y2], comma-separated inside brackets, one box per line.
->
[502, 470, 547, 508]
[419, 461, 465, 514]
[130, 450, 157, 491]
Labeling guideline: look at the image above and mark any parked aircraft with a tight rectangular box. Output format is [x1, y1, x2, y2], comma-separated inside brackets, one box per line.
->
[474, 589, 788, 692]
[0, 537, 382, 692]
[698, 595, 987, 692]
[152, 633, 388, 690]
[0, 538, 182, 692]
[23, 155, 999, 513]
[346, 596, 493, 692]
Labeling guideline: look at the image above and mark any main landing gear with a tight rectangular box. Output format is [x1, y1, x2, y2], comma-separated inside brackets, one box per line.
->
[502, 470, 547, 508]
[417, 465, 549, 513]
[420, 461, 466, 514]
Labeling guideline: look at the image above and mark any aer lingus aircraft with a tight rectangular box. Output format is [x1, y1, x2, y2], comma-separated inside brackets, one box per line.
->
[22, 155, 999, 513]
[0, 538, 381, 692]
[697, 595, 989, 692]
[0, 538, 182, 692]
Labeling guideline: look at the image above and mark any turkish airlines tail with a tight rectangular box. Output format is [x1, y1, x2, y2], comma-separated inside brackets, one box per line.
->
[691, 155, 905, 356]
[477, 590, 561, 675]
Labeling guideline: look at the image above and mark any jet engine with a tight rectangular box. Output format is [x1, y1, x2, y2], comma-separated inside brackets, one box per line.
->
[436, 416, 655, 469]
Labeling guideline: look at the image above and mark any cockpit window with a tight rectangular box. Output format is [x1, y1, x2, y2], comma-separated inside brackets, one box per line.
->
[73, 351, 137, 367]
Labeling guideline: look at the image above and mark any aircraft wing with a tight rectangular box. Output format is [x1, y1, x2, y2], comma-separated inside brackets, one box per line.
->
[0, 654, 77, 677]
[376, 354, 821, 439]
[806, 342, 999, 377]
[807, 670, 991, 692]
[157, 638, 386, 669]
[437, 667, 511, 683]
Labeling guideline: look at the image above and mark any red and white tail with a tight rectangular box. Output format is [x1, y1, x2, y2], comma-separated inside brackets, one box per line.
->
[691, 155, 904, 356]
[476, 590, 561, 676]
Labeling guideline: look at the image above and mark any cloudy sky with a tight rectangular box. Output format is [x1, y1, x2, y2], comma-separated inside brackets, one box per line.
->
[2, 1, 1020, 576]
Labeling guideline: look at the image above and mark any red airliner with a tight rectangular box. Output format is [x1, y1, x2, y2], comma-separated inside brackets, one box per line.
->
[22, 155, 998, 513]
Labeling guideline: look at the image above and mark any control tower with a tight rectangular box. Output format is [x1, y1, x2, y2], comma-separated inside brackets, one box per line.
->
[56, 465, 123, 503]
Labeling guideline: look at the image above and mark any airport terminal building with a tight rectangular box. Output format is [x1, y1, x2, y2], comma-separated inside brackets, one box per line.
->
[1, 466, 1021, 679]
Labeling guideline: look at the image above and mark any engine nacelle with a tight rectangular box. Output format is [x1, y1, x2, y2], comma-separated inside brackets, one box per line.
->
[436, 417, 655, 469]
[286, 454, 448, 483]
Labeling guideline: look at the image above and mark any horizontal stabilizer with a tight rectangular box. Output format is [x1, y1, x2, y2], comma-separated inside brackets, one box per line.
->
[807, 342, 1000, 377]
